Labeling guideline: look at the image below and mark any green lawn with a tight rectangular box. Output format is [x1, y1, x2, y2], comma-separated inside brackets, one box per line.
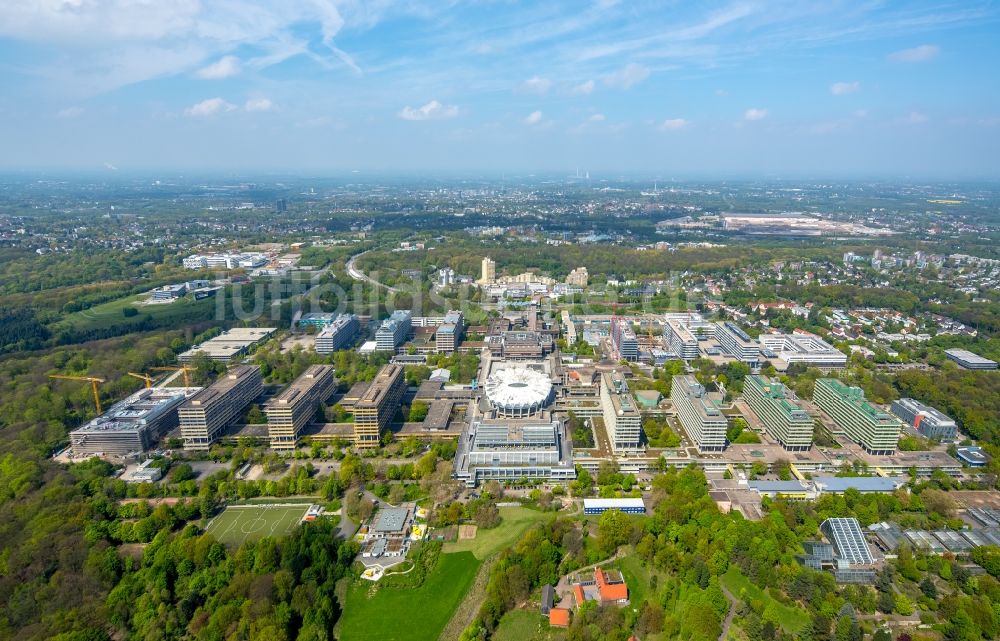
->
[443, 506, 553, 560]
[205, 504, 309, 547]
[720, 567, 810, 634]
[339, 551, 480, 641]
[614, 552, 662, 607]
[494, 609, 563, 641]
[54, 293, 216, 333]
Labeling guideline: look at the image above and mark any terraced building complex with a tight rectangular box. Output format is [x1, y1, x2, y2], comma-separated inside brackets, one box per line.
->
[743, 375, 813, 451]
[814, 378, 902, 455]
[671, 375, 727, 452]
[265, 365, 337, 450]
[179, 365, 263, 450]
[353, 364, 405, 448]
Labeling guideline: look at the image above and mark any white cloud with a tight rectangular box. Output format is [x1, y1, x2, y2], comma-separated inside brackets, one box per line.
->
[523, 110, 543, 125]
[589, 113, 606, 122]
[904, 111, 929, 124]
[744, 108, 768, 121]
[572, 80, 595, 96]
[56, 106, 84, 118]
[889, 44, 940, 63]
[398, 100, 459, 121]
[245, 97, 273, 112]
[603, 63, 650, 89]
[0, 1, 359, 95]
[657, 118, 689, 131]
[715, 89, 729, 97]
[196, 55, 241, 79]
[830, 81, 860, 95]
[185, 97, 237, 117]
[516, 76, 551, 94]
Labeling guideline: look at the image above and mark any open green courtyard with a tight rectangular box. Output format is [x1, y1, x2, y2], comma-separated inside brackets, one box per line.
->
[339, 550, 480, 641]
[443, 506, 554, 560]
[205, 504, 309, 547]
[493, 609, 562, 641]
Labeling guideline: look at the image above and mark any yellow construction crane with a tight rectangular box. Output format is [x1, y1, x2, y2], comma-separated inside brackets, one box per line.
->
[49, 374, 106, 414]
[150, 366, 193, 387]
[127, 372, 155, 389]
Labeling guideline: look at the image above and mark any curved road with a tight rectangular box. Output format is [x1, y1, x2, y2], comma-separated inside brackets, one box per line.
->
[345, 248, 399, 293]
[291, 246, 394, 329]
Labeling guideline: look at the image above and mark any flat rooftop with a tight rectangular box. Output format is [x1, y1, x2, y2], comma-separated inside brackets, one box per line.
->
[945, 348, 997, 366]
[179, 327, 277, 360]
[183, 365, 260, 409]
[583, 498, 645, 509]
[267, 364, 334, 407]
[72, 387, 201, 433]
[356, 364, 403, 408]
[373, 507, 409, 532]
[721, 442, 830, 465]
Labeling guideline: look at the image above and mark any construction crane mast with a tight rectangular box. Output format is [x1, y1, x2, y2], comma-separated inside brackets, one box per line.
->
[49, 374, 106, 414]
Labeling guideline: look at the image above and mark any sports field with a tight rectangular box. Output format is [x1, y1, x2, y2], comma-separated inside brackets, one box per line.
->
[205, 504, 309, 547]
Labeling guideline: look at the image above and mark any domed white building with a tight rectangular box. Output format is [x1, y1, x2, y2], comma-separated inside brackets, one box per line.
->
[484, 367, 554, 417]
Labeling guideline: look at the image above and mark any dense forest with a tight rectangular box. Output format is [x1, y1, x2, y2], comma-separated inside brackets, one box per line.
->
[354, 238, 846, 283]
[460, 466, 1000, 641]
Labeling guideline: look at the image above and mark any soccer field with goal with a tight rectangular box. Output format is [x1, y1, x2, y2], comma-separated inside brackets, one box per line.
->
[205, 504, 311, 547]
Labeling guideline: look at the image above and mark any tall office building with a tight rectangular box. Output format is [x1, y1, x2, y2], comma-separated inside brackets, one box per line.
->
[435, 310, 465, 353]
[480, 256, 496, 284]
[275, 198, 287, 213]
[600, 372, 643, 452]
[814, 378, 902, 455]
[315, 314, 360, 353]
[743, 375, 813, 451]
[889, 398, 958, 441]
[663, 313, 712, 360]
[671, 375, 727, 452]
[611, 318, 639, 362]
[179, 365, 263, 450]
[265, 365, 337, 450]
[375, 310, 412, 352]
[353, 364, 406, 448]
[715, 322, 760, 365]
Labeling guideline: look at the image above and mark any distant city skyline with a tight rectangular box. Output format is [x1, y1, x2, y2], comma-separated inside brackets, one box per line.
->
[1, 1, 999, 177]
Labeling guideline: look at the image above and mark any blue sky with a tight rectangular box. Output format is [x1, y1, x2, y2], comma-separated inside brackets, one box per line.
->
[1, 0, 999, 176]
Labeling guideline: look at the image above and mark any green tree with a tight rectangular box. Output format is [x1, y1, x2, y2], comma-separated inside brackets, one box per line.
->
[597, 509, 632, 551]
